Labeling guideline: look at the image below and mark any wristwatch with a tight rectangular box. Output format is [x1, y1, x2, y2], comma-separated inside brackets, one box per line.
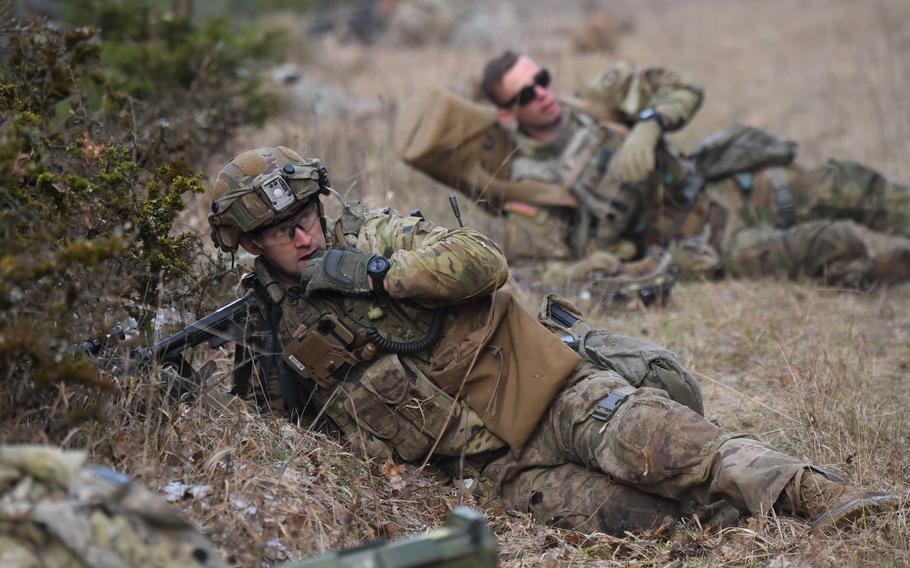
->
[367, 255, 391, 294]
[637, 108, 667, 130]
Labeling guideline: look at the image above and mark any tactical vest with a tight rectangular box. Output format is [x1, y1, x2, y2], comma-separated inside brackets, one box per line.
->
[272, 280, 584, 460]
[510, 108, 681, 256]
[643, 125, 799, 250]
[259, 208, 581, 461]
[264, 265, 506, 463]
[510, 110, 622, 186]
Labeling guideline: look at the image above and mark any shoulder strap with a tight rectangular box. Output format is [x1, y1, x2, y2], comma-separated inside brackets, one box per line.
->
[329, 200, 367, 247]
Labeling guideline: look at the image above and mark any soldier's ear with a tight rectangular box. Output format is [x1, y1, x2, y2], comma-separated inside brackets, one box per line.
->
[240, 239, 263, 255]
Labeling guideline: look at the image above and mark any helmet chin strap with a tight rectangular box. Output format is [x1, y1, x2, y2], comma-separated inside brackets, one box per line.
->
[316, 197, 329, 241]
[323, 183, 347, 208]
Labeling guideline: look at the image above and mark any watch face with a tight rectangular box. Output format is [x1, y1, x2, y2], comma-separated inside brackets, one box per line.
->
[368, 256, 390, 274]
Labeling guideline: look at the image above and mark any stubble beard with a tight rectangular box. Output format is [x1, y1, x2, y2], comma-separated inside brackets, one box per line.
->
[525, 110, 565, 141]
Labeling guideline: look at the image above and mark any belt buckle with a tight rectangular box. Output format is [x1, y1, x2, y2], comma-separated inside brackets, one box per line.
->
[592, 391, 629, 422]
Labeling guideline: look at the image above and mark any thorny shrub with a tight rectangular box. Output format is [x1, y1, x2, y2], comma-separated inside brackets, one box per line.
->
[0, 5, 282, 442]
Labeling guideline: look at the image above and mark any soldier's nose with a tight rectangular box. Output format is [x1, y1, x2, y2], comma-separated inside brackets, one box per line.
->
[292, 225, 312, 246]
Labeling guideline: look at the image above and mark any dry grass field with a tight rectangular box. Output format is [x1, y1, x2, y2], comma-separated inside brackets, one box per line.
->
[129, 0, 910, 566]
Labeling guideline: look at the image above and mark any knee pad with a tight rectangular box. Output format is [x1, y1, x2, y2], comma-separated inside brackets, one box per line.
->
[603, 395, 720, 483]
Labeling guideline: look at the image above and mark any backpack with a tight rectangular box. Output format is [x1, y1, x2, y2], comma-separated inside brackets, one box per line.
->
[394, 87, 576, 209]
[691, 123, 797, 180]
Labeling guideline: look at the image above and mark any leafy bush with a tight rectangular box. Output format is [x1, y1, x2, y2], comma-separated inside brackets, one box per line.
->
[0, 3, 283, 440]
[60, 0, 284, 165]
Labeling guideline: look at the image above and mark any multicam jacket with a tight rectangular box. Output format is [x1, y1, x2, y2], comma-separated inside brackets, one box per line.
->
[256, 209, 582, 461]
[510, 62, 704, 183]
[496, 63, 705, 256]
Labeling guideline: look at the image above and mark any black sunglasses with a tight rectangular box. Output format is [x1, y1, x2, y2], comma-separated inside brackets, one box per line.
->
[503, 68, 551, 108]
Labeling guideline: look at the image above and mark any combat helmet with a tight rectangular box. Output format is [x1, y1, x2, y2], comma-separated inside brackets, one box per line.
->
[208, 146, 330, 253]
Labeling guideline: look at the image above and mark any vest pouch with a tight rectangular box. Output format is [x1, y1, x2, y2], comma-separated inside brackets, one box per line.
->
[500, 203, 574, 260]
[392, 359, 504, 457]
[580, 331, 704, 415]
[377, 359, 456, 438]
[346, 355, 435, 461]
[348, 355, 505, 460]
[282, 314, 362, 389]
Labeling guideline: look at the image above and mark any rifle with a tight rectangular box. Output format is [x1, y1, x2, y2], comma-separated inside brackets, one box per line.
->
[279, 506, 498, 568]
[83, 273, 308, 415]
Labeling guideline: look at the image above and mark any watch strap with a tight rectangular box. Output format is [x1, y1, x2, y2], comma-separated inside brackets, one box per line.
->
[637, 108, 667, 130]
[367, 256, 390, 295]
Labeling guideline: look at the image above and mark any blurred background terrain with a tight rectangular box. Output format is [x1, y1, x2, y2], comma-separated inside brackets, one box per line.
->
[2, 0, 909, 566]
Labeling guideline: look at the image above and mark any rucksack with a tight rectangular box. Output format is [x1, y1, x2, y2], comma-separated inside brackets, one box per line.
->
[394, 87, 577, 210]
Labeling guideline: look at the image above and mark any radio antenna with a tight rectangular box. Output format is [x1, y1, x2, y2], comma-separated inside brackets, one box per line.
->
[449, 195, 464, 228]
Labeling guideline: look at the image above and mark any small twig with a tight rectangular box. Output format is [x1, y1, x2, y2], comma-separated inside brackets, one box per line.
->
[127, 96, 139, 162]
[692, 370, 799, 423]
[465, 144, 523, 218]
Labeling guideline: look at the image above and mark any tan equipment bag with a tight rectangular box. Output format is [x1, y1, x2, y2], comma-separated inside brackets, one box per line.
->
[395, 87, 577, 209]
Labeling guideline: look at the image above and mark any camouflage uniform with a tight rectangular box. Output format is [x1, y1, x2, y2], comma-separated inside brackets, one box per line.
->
[663, 157, 910, 284]
[211, 147, 898, 537]
[255, 209, 825, 533]
[504, 62, 910, 286]
[500, 63, 704, 260]
[0, 445, 225, 567]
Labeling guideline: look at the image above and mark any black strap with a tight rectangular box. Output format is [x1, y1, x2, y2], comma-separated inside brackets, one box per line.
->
[592, 390, 630, 422]
[767, 167, 796, 227]
[549, 303, 578, 328]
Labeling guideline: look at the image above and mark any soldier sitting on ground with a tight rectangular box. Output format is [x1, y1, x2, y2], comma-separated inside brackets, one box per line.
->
[399, 51, 910, 288]
[207, 145, 901, 536]
[395, 69, 680, 307]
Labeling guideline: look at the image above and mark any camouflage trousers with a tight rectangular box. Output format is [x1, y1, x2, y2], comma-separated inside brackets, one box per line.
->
[791, 158, 909, 237]
[672, 159, 910, 285]
[474, 335, 809, 534]
[479, 203, 637, 265]
[488, 203, 575, 261]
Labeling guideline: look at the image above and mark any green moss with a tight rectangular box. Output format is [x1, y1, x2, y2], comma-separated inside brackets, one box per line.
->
[56, 236, 127, 266]
[15, 111, 41, 124]
[66, 175, 92, 193]
[35, 172, 56, 188]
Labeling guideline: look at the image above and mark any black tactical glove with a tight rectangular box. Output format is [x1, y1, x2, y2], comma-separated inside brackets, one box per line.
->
[301, 247, 372, 296]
